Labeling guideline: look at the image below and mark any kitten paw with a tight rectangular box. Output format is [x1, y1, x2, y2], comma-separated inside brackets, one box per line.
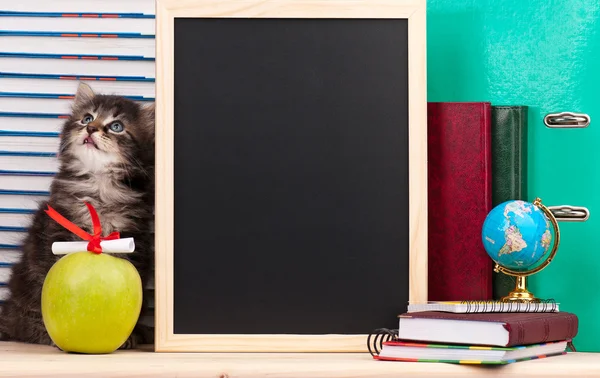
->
[135, 323, 154, 345]
[119, 324, 154, 350]
[119, 335, 138, 350]
[50, 341, 64, 352]
[38, 334, 55, 346]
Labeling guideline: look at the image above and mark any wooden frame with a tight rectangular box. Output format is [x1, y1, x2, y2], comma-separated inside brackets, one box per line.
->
[154, 0, 428, 353]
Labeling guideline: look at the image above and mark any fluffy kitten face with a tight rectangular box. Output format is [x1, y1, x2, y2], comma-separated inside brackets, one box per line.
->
[60, 83, 154, 175]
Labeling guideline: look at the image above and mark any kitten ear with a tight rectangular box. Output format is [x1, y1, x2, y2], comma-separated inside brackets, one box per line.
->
[141, 101, 155, 120]
[140, 101, 156, 142]
[73, 82, 95, 107]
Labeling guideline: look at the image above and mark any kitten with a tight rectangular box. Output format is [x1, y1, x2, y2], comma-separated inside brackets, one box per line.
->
[0, 82, 155, 349]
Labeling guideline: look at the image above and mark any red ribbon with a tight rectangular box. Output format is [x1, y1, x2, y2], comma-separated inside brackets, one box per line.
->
[45, 202, 120, 254]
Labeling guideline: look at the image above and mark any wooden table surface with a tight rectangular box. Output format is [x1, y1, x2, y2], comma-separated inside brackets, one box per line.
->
[1, 342, 599, 377]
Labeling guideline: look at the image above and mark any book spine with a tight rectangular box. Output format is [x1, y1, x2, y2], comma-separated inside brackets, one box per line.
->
[0, 72, 154, 82]
[0, 112, 68, 119]
[505, 313, 579, 347]
[0, 244, 20, 249]
[0, 52, 154, 61]
[490, 106, 528, 299]
[0, 11, 155, 19]
[0, 226, 28, 232]
[0, 31, 154, 38]
[0, 151, 56, 157]
[0, 189, 50, 196]
[0, 208, 36, 214]
[427, 102, 493, 301]
[0, 92, 154, 101]
[0, 130, 60, 137]
[0, 170, 56, 176]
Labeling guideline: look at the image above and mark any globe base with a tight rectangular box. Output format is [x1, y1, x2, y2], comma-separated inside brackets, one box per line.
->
[500, 276, 541, 303]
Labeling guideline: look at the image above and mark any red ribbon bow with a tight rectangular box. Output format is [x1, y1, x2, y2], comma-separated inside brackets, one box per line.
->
[45, 202, 120, 254]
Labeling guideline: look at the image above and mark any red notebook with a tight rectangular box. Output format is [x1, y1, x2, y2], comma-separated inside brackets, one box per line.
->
[427, 102, 493, 301]
[397, 311, 579, 347]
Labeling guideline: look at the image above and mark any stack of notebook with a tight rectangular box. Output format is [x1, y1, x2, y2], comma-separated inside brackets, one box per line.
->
[373, 302, 578, 365]
[0, 1, 155, 325]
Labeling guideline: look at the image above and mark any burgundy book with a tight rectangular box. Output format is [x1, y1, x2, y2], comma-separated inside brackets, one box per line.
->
[397, 311, 579, 347]
[427, 102, 493, 301]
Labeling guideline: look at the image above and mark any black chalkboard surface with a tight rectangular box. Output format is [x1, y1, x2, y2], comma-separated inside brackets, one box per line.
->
[155, 0, 428, 352]
[173, 17, 409, 336]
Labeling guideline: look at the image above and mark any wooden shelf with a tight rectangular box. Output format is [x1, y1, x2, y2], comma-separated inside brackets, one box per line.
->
[1, 341, 599, 377]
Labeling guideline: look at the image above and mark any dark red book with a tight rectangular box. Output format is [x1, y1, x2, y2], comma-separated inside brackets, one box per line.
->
[427, 102, 493, 301]
[397, 311, 579, 347]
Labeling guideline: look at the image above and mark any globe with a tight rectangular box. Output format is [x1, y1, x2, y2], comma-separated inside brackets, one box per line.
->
[482, 200, 554, 272]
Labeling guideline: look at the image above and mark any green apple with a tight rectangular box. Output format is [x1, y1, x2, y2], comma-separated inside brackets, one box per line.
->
[41, 251, 143, 354]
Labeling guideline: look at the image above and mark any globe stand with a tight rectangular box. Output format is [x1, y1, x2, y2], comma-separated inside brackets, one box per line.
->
[496, 275, 537, 302]
[492, 198, 560, 303]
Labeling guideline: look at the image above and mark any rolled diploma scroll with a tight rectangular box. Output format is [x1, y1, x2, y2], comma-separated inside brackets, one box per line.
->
[51, 237, 135, 255]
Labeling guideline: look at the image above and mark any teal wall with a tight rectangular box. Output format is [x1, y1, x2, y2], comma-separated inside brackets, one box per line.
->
[427, 0, 600, 352]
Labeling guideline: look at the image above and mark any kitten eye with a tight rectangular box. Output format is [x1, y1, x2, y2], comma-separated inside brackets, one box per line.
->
[82, 115, 94, 124]
[109, 122, 124, 133]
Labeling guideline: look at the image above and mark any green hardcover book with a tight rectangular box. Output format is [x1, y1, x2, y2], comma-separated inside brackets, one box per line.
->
[490, 106, 528, 299]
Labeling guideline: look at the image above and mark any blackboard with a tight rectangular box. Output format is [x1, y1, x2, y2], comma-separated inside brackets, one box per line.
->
[155, 0, 427, 353]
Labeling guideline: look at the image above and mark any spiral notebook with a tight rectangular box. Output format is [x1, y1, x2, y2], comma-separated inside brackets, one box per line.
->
[407, 300, 559, 313]
[374, 340, 568, 365]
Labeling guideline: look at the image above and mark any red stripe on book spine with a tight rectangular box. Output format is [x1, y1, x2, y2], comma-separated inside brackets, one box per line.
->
[59, 76, 76, 80]
[99, 78, 117, 81]
[61, 34, 78, 37]
[82, 56, 99, 60]
[58, 96, 74, 99]
[100, 57, 118, 60]
[61, 56, 78, 59]
[398, 342, 428, 348]
[81, 34, 98, 38]
[58, 115, 69, 119]
[62, 14, 78, 17]
[100, 34, 118, 38]
[102, 14, 119, 18]
[80, 77, 96, 81]
[82, 14, 99, 18]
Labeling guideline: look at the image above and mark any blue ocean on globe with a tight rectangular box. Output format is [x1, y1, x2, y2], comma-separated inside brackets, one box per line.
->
[481, 200, 553, 271]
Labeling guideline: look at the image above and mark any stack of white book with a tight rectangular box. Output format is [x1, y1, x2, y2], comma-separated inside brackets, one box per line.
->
[0, 0, 155, 326]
